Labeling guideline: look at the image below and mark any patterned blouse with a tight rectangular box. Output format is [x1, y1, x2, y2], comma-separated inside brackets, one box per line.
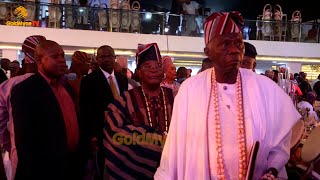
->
[161, 81, 180, 97]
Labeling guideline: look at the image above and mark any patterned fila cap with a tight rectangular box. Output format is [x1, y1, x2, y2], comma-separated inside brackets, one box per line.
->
[204, 11, 244, 45]
[136, 43, 161, 69]
[22, 35, 46, 63]
[72, 51, 91, 64]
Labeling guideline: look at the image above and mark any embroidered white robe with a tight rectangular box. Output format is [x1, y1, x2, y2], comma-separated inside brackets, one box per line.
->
[154, 68, 301, 180]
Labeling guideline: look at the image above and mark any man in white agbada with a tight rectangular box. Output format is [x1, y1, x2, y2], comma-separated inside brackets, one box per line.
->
[155, 11, 301, 180]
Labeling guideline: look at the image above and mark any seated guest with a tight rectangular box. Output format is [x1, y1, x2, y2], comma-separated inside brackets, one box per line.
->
[103, 43, 174, 179]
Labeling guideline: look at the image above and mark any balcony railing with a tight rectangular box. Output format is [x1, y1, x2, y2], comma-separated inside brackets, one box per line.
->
[1, 1, 320, 43]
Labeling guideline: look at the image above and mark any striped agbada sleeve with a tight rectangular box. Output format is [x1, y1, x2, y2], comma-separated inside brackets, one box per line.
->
[103, 93, 165, 180]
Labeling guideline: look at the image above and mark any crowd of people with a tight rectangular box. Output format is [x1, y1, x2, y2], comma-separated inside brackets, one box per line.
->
[0, 35, 194, 180]
[0, 11, 312, 180]
[262, 67, 320, 121]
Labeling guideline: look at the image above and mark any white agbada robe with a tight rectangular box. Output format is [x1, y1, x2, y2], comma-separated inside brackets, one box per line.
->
[154, 68, 301, 180]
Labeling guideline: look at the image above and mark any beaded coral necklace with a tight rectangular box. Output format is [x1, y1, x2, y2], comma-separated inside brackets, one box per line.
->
[206, 69, 247, 179]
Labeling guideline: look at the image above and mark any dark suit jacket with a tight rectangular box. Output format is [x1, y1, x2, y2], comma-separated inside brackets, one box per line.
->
[0, 69, 8, 85]
[10, 73, 82, 180]
[79, 69, 128, 144]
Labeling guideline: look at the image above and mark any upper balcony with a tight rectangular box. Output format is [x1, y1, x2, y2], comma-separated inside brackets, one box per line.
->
[1, 1, 319, 43]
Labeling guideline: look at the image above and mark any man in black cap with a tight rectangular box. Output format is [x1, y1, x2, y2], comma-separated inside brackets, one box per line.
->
[241, 42, 257, 72]
[103, 43, 174, 179]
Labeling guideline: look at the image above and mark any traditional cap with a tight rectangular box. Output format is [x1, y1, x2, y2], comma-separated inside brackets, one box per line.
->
[22, 35, 46, 63]
[162, 56, 174, 70]
[244, 42, 257, 59]
[204, 11, 244, 45]
[136, 43, 161, 69]
[72, 51, 91, 64]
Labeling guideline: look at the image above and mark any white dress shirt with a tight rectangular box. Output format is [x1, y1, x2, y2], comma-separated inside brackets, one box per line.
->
[100, 68, 120, 96]
[207, 83, 241, 179]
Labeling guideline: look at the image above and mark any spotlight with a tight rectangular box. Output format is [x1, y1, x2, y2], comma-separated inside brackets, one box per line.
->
[145, 12, 152, 20]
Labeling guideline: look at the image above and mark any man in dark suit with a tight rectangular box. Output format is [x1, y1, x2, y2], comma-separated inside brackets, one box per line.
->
[79, 45, 128, 180]
[0, 68, 7, 84]
[10, 40, 82, 180]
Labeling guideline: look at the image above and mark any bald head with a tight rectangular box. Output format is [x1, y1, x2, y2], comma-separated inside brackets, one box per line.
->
[35, 40, 67, 79]
[97, 45, 114, 55]
[35, 40, 61, 62]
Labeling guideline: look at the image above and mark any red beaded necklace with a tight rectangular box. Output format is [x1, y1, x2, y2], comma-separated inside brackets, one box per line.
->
[206, 69, 247, 179]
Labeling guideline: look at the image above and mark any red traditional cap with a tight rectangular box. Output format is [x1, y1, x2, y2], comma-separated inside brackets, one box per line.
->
[22, 35, 46, 63]
[136, 43, 161, 69]
[204, 11, 244, 45]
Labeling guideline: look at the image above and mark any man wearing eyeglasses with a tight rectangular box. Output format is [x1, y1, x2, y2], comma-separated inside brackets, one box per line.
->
[79, 45, 128, 180]
[102, 43, 174, 179]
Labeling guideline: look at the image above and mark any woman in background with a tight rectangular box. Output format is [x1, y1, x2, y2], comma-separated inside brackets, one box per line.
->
[161, 56, 180, 97]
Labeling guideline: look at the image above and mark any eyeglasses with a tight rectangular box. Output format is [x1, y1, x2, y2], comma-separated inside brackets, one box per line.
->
[141, 64, 163, 72]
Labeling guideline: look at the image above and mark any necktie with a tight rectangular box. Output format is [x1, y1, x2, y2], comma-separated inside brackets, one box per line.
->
[108, 76, 119, 98]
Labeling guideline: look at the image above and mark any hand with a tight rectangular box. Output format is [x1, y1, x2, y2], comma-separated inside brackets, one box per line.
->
[261, 172, 277, 180]
[261, 168, 278, 180]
